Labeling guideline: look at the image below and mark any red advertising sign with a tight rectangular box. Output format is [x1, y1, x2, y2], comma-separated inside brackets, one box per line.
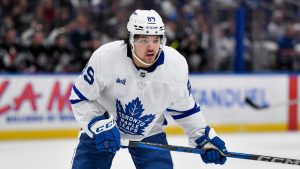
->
[0, 75, 77, 130]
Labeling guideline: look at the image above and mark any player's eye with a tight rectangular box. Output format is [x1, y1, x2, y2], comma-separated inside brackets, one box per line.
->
[134, 37, 160, 45]
[135, 38, 149, 44]
[153, 39, 160, 44]
[141, 39, 150, 44]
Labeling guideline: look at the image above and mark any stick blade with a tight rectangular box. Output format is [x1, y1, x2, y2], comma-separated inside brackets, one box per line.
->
[245, 97, 269, 110]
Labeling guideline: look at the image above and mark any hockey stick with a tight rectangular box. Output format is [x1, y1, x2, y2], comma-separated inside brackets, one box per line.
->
[121, 141, 300, 166]
[244, 97, 269, 110]
[245, 97, 300, 110]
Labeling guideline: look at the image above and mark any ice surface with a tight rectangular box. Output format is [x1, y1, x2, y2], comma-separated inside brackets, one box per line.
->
[0, 132, 300, 169]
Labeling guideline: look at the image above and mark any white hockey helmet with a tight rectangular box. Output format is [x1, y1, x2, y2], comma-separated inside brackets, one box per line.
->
[127, 9, 167, 66]
[127, 9, 165, 36]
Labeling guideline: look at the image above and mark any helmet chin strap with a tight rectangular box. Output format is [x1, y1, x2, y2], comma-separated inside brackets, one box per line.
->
[130, 45, 163, 67]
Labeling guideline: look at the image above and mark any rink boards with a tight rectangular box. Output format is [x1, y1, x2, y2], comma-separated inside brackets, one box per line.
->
[0, 74, 299, 139]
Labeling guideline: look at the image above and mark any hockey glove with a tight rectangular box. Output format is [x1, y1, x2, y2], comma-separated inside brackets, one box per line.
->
[88, 112, 120, 153]
[195, 126, 228, 165]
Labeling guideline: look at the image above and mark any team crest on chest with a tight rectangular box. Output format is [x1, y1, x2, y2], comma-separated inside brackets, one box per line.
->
[116, 97, 155, 135]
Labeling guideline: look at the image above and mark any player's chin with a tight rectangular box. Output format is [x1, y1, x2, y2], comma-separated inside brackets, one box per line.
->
[144, 56, 156, 63]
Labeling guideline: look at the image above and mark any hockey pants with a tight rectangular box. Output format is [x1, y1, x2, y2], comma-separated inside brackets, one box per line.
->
[71, 132, 173, 169]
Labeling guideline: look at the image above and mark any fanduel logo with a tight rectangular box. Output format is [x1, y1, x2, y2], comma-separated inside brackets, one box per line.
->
[257, 156, 300, 165]
[116, 97, 155, 135]
[116, 77, 126, 85]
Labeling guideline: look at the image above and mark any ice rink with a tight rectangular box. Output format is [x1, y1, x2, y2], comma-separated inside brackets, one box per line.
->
[1, 132, 300, 169]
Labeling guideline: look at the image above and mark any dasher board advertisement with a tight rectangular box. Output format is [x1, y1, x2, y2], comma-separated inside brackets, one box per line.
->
[0, 74, 76, 131]
[0, 74, 297, 135]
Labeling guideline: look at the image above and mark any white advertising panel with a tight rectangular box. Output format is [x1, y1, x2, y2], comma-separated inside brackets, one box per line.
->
[0, 74, 77, 131]
[0, 74, 292, 133]
[189, 74, 288, 125]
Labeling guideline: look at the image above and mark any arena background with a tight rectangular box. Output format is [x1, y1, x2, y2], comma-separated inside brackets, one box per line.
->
[1, 0, 300, 139]
[1, 1, 300, 169]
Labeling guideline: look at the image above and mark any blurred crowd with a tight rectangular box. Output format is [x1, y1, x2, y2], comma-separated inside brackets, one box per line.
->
[1, 0, 300, 73]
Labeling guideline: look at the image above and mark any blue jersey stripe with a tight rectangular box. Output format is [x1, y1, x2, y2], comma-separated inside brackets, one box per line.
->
[69, 85, 88, 104]
[167, 103, 200, 120]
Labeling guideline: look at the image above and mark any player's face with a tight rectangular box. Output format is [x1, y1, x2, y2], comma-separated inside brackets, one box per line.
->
[133, 35, 161, 67]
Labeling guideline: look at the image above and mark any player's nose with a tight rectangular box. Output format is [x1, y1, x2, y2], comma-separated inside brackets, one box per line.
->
[146, 43, 157, 50]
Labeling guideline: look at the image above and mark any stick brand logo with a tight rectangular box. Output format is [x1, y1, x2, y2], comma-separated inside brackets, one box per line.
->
[116, 97, 155, 135]
[257, 155, 300, 165]
[116, 77, 126, 85]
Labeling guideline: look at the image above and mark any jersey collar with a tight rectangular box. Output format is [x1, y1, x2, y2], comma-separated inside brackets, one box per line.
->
[127, 44, 164, 73]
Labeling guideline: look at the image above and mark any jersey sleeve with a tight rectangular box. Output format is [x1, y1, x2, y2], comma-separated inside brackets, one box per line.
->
[69, 49, 106, 137]
[167, 66, 208, 147]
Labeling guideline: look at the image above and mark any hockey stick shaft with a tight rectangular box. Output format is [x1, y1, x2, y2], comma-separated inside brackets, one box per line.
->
[245, 97, 300, 110]
[122, 141, 300, 166]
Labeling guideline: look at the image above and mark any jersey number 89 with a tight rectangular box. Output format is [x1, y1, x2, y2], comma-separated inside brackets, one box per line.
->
[83, 66, 94, 85]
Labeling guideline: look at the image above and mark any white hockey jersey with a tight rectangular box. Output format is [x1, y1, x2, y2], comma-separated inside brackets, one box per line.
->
[70, 40, 208, 145]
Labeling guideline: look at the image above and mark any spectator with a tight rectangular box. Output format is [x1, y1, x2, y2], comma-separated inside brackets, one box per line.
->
[40, 0, 56, 31]
[212, 26, 235, 70]
[0, 28, 23, 71]
[276, 24, 300, 70]
[20, 19, 43, 46]
[26, 30, 51, 72]
[0, 0, 300, 73]
[55, 5, 73, 27]
[50, 33, 75, 72]
[180, 34, 208, 72]
[69, 12, 92, 53]
[267, 9, 285, 41]
[0, 16, 15, 38]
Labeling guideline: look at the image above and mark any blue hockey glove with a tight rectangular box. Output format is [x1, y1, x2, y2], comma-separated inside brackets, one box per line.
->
[195, 126, 228, 165]
[88, 112, 120, 153]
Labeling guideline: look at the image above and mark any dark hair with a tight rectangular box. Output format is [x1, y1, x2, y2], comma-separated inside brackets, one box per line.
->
[123, 33, 130, 45]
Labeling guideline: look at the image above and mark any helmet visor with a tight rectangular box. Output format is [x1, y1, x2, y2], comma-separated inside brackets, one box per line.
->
[132, 35, 163, 45]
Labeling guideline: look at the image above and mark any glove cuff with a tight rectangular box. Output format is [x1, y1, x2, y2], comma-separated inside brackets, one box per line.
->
[195, 135, 209, 148]
[88, 113, 115, 137]
[194, 126, 218, 147]
[207, 127, 217, 139]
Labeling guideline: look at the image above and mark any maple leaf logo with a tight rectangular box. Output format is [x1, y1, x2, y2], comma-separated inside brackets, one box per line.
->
[116, 97, 155, 135]
[125, 98, 144, 116]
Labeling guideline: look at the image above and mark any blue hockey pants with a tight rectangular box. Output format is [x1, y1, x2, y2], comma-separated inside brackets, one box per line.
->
[71, 132, 173, 169]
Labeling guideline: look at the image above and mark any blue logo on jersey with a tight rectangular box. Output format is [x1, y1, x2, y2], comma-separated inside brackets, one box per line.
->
[116, 77, 126, 85]
[116, 97, 155, 135]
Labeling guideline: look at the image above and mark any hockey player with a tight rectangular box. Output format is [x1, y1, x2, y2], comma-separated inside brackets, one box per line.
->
[70, 9, 228, 169]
